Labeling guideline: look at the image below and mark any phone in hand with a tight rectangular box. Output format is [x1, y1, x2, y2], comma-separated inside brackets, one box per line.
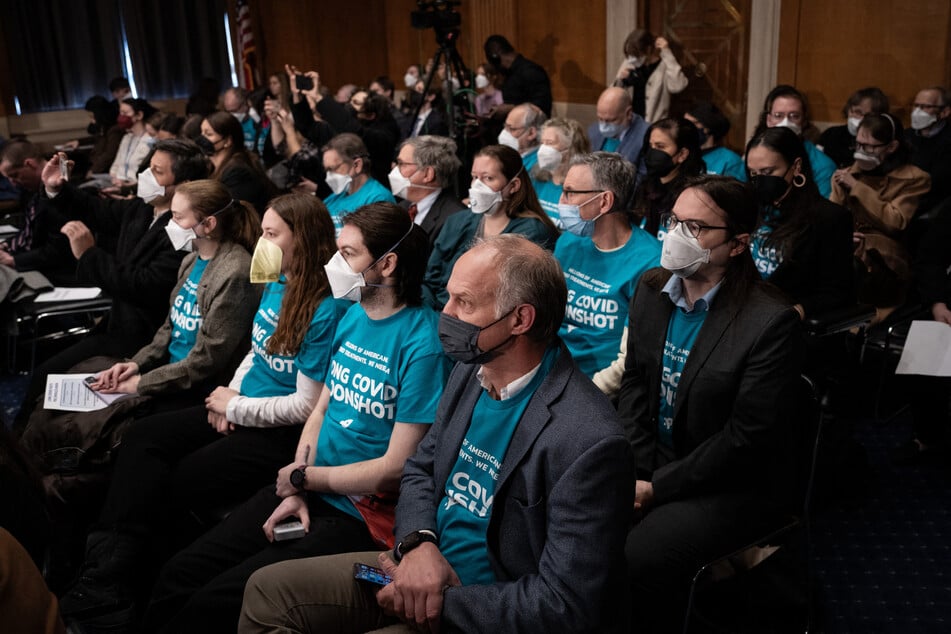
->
[83, 375, 99, 389]
[296, 74, 314, 91]
[353, 562, 392, 586]
[60, 157, 69, 182]
[273, 518, 306, 541]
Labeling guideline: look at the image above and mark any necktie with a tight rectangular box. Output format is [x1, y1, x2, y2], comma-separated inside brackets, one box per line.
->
[408, 204, 418, 222]
[10, 194, 37, 252]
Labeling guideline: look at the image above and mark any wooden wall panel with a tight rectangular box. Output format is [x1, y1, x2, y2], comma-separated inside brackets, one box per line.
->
[778, 0, 951, 124]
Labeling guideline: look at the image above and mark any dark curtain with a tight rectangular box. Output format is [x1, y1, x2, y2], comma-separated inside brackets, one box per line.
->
[1, 0, 124, 113]
[121, 0, 230, 101]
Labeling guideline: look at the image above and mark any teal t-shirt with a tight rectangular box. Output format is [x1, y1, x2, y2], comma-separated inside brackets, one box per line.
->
[658, 307, 707, 447]
[240, 280, 348, 398]
[521, 147, 539, 173]
[805, 140, 835, 199]
[324, 178, 395, 235]
[751, 223, 784, 280]
[702, 147, 747, 182]
[317, 303, 450, 519]
[601, 137, 620, 153]
[555, 227, 662, 376]
[167, 257, 209, 363]
[436, 346, 558, 585]
[532, 178, 564, 227]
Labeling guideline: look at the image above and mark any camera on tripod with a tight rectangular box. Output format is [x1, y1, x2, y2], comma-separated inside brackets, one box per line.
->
[411, 0, 462, 44]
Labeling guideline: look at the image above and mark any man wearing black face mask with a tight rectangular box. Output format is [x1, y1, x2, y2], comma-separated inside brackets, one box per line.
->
[238, 234, 634, 634]
[483, 34, 552, 117]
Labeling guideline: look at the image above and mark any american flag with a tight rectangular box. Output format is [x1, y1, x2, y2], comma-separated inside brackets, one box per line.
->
[236, 0, 259, 89]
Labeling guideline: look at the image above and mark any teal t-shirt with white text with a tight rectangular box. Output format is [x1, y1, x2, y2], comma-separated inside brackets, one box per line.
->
[166, 257, 209, 363]
[324, 178, 395, 236]
[532, 178, 564, 228]
[658, 307, 707, 446]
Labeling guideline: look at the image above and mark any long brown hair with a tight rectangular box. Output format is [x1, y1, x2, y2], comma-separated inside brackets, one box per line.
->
[174, 180, 261, 254]
[475, 145, 559, 234]
[266, 194, 336, 355]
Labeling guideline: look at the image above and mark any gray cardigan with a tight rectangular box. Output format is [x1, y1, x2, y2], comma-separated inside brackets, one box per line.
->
[131, 241, 259, 395]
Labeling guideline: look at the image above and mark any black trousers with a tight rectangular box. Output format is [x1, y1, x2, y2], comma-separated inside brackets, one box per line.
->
[143, 489, 379, 634]
[625, 492, 783, 634]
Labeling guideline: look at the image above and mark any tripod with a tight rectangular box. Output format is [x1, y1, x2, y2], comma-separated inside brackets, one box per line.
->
[412, 28, 472, 140]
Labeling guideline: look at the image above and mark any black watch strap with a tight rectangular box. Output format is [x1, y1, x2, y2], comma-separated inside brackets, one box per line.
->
[395, 530, 438, 561]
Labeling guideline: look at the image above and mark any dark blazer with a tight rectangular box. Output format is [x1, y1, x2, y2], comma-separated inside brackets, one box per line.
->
[587, 114, 650, 170]
[396, 346, 635, 634]
[617, 268, 803, 508]
[765, 197, 855, 317]
[399, 189, 465, 249]
[42, 185, 186, 349]
[11, 191, 76, 284]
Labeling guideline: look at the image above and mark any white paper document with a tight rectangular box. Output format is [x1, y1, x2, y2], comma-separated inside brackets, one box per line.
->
[0, 224, 19, 235]
[34, 287, 102, 303]
[43, 374, 129, 412]
[895, 320, 951, 376]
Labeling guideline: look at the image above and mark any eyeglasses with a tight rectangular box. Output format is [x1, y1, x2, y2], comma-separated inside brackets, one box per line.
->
[766, 111, 803, 122]
[913, 102, 944, 112]
[561, 189, 604, 200]
[395, 160, 417, 169]
[855, 141, 887, 153]
[503, 124, 525, 134]
[660, 212, 729, 239]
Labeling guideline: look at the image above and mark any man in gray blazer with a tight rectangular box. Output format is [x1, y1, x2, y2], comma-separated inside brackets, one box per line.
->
[239, 234, 635, 634]
[588, 87, 650, 173]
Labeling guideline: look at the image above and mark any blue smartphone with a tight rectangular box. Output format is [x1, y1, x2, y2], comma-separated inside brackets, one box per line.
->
[353, 562, 392, 586]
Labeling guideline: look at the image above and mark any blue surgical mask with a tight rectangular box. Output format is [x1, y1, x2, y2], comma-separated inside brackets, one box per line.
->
[598, 121, 623, 139]
[557, 192, 605, 238]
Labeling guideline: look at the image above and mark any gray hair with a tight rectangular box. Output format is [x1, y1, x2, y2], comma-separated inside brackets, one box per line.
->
[569, 151, 637, 212]
[474, 234, 566, 344]
[519, 102, 548, 132]
[400, 135, 461, 188]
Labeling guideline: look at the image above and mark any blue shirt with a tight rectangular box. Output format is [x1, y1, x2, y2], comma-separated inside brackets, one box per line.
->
[532, 178, 564, 227]
[702, 147, 747, 181]
[657, 276, 721, 446]
[167, 257, 209, 363]
[437, 346, 558, 585]
[555, 227, 662, 376]
[324, 178, 395, 235]
[240, 281, 348, 398]
[317, 304, 450, 519]
[805, 140, 835, 199]
[521, 147, 539, 173]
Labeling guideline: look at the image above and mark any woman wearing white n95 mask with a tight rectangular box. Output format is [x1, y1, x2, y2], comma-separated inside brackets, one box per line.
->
[422, 144, 560, 310]
[530, 118, 591, 227]
[320, 133, 395, 236]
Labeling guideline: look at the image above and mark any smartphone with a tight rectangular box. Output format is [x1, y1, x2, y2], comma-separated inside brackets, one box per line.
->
[353, 562, 392, 586]
[83, 375, 98, 388]
[296, 74, 314, 91]
[60, 157, 69, 182]
[273, 519, 306, 542]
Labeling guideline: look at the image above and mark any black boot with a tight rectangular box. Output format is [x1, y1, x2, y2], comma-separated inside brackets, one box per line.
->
[59, 528, 143, 620]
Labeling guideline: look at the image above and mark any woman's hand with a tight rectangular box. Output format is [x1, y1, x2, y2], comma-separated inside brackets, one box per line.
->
[205, 386, 239, 416]
[262, 494, 310, 542]
[90, 362, 139, 392]
[833, 169, 856, 191]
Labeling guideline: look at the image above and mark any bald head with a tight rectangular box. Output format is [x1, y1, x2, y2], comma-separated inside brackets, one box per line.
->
[504, 103, 546, 152]
[597, 87, 633, 127]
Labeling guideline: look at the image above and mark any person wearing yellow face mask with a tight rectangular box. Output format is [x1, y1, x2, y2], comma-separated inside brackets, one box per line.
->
[57, 194, 349, 629]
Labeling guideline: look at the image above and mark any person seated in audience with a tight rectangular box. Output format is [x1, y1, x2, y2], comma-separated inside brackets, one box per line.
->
[819, 87, 890, 168]
[904, 86, 951, 216]
[109, 77, 131, 107]
[223, 87, 263, 154]
[589, 87, 650, 169]
[266, 105, 332, 198]
[620, 175, 804, 633]
[555, 152, 661, 382]
[239, 233, 634, 634]
[613, 30, 688, 123]
[141, 203, 449, 634]
[403, 64, 421, 91]
[83, 95, 125, 176]
[0, 141, 75, 284]
[289, 68, 401, 187]
[685, 101, 746, 181]
[635, 116, 705, 238]
[484, 34, 553, 116]
[898, 197, 951, 463]
[423, 144, 560, 310]
[199, 111, 276, 216]
[334, 83, 358, 105]
[267, 72, 291, 112]
[20, 180, 261, 471]
[389, 134, 465, 248]
[145, 112, 185, 142]
[753, 84, 836, 198]
[369, 75, 411, 137]
[321, 133, 395, 234]
[109, 98, 157, 187]
[406, 79, 449, 139]
[832, 113, 930, 314]
[13, 140, 211, 432]
[58, 194, 347, 627]
[473, 63, 504, 117]
[498, 102, 545, 172]
[531, 117, 591, 225]
[746, 127, 855, 319]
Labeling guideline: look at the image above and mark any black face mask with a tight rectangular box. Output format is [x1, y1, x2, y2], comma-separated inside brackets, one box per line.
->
[438, 310, 514, 364]
[195, 136, 217, 157]
[645, 148, 677, 178]
[750, 174, 792, 207]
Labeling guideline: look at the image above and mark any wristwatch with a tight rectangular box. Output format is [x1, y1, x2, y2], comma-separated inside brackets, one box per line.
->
[289, 465, 307, 491]
[395, 530, 439, 561]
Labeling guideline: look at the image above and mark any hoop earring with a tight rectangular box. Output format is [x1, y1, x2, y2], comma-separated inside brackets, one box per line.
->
[792, 173, 806, 188]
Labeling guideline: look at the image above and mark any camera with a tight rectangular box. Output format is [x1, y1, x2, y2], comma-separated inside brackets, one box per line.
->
[411, 0, 461, 44]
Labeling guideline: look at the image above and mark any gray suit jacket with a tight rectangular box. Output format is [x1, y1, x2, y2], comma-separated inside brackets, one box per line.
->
[587, 115, 649, 173]
[617, 268, 803, 508]
[396, 345, 635, 634]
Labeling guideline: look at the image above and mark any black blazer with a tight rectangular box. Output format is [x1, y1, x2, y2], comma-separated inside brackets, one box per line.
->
[617, 268, 804, 508]
[400, 189, 465, 250]
[766, 197, 856, 317]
